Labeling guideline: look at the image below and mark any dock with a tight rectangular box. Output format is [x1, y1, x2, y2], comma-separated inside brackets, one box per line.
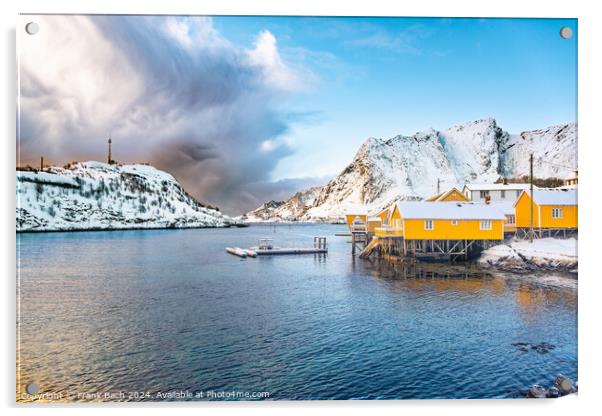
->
[226, 237, 328, 258]
[254, 247, 327, 255]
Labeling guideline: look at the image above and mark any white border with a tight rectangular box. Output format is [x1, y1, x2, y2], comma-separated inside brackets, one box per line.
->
[2, 1, 601, 415]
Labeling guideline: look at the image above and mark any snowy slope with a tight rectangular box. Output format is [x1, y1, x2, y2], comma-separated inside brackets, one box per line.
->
[246, 118, 577, 222]
[16, 161, 233, 231]
[502, 123, 577, 178]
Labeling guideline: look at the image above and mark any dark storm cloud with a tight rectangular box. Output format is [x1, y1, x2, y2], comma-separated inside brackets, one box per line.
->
[18, 15, 317, 215]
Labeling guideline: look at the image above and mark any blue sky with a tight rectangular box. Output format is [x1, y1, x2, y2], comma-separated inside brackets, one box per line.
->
[214, 17, 578, 180]
[20, 15, 577, 214]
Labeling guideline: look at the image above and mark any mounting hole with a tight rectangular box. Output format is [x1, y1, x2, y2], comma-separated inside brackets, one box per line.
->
[25, 383, 39, 395]
[560, 26, 573, 39]
[25, 22, 39, 35]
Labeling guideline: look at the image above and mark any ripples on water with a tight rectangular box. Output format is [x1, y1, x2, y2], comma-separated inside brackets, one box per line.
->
[17, 225, 577, 401]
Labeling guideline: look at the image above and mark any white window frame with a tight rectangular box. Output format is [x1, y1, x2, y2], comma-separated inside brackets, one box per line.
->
[424, 219, 434, 230]
[451, 219, 458, 226]
[480, 220, 492, 230]
[552, 208, 563, 219]
[479, 190, 489, 199]
[500, 190, 506, 199]
[506, 215, 515, 225]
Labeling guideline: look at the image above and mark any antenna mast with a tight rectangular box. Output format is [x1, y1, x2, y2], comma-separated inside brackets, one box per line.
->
[107, 136, 112, 165]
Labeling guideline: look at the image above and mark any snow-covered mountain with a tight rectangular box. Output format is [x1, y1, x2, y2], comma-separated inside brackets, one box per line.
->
[241, 186, 322, 222]
[16, 161, 234, 232]
[246, 118, 577, 222]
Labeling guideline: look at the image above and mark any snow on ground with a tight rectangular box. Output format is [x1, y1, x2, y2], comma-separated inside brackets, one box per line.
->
[479, 238, 577, 272]
[16, 161, 233, 232]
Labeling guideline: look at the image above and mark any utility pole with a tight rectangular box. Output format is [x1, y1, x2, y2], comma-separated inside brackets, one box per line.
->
[529, 153, 534, 243]
[40, 156, 44, 171]
[437, 178, 441, 194]
[107, 136, 112, 165]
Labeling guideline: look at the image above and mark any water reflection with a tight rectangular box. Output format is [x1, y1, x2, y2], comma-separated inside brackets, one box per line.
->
[356, 257, 577, 322]
[17, 225, 577, 401]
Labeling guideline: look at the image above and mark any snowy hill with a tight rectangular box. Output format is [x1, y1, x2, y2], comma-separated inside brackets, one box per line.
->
[16, 161, 233, 232]
[246, 118, 577, 222]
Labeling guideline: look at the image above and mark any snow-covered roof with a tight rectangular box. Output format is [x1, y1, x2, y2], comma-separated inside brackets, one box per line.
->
[486, 201, 515, 215]
[463, 183, 535, 191]
[425, 187, 466, 202]
[395, 201, 506, 220]
[521, 188, 578, 206]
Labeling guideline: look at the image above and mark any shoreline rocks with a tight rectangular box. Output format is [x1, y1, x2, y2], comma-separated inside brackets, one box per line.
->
[526, 374, 577, 398]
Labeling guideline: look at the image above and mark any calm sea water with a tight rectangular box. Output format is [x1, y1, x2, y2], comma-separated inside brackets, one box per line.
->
[17, 225, 577, 401]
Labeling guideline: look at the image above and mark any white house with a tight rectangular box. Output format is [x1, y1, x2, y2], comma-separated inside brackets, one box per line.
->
[563, 170, 578, 187]
[462, 183, 536, 203]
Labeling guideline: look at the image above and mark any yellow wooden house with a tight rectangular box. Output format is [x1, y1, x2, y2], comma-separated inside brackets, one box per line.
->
[425, 187, 470, 202]
[374, 201, 505, 240]
[514, 188, 578, 229]
[344, 206, 368, 232]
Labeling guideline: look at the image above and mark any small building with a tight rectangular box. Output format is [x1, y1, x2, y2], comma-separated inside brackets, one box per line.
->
[462, 183, 535, 203]
[345, 213, 367, 232]
[374, 202, 505, 240]
[425, 187, 470, 202]
[564, 170, 578, 187]
[344, 206, 368, 233]
[514, 188, 578, 233]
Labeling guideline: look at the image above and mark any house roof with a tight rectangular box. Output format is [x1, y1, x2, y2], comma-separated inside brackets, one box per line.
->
[426, 187, 467, 202]
[463, 183, 535, 191]
[486, 201, 515, 215]
[425, 191, 445, 202]
[517, 188, 578, 206]
[395, 201, 506, 220]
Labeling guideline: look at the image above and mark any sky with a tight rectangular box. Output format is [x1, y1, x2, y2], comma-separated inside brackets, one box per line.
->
[18, 15, 577, 215]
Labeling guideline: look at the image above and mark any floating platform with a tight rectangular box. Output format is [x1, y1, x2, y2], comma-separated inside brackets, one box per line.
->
[253, 247, 327, 256]
[227, 237, 327, 258]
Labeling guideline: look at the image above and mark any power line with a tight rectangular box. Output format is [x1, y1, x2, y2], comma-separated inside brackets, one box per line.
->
[538, 160, 577, 171]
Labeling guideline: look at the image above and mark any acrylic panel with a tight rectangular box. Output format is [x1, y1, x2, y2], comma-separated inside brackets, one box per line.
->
[16, 15, 578, 402]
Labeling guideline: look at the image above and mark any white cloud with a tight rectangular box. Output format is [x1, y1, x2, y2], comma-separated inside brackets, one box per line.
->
[246, 30, 304, 92]
[18, 15, 316, 214]
[161, 16, 232, 53]
[19, 15, 145, 153]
